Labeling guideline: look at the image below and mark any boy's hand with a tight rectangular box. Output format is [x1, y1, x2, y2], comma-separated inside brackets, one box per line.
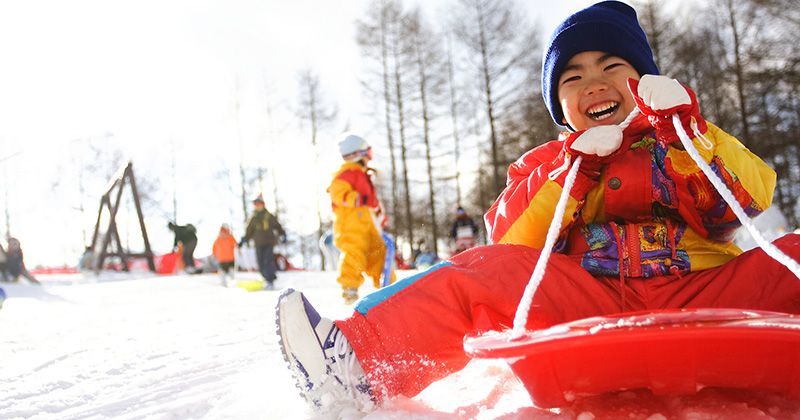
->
[566, 125, 623, 158]
[628, 75, 707, 145]
[634, 75, 690, 110]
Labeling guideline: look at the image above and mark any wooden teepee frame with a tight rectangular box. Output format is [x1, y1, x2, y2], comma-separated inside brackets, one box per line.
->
[89, 161, 155, 273]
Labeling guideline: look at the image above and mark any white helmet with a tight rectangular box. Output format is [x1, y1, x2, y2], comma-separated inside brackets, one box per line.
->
[338, 133, 371, 161]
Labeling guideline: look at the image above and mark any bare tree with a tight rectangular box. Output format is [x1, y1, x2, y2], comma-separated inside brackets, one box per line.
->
[297, 68, 338, 270]
[356, 0, 402, 230]
[404, 8, 449, 256]
[453, 0, 541, 199]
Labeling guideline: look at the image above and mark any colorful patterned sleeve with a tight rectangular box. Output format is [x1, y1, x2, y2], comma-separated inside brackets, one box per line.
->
[664, 122, 776, 241]
[484, 140, 602, 248]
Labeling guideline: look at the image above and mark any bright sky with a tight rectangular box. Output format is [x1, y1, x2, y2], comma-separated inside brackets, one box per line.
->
[0, 0, 605, 266]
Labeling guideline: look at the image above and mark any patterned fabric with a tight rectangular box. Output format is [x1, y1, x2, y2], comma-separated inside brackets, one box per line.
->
[486, 120, 776, 278]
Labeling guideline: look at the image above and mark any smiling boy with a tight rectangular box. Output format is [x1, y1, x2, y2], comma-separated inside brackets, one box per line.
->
[276, 1, 800, 413]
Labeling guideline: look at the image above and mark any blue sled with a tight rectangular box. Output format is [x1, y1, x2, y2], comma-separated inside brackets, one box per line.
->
[381, 232, 396, 287]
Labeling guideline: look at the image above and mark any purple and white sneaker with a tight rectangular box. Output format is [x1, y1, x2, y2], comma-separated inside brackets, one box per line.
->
[276, 288, 374, 412]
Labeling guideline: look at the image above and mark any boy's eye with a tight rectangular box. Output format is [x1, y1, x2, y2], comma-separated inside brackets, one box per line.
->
[604, 62, 624, 71]
[561, 75, 580, 85]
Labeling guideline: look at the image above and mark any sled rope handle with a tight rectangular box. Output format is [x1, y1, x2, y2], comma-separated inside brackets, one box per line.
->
[511, 110, 640, 338]
[510, 110, 800, 339]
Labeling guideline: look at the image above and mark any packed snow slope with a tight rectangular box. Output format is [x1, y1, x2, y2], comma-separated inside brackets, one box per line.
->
[2, 270, 800, 419]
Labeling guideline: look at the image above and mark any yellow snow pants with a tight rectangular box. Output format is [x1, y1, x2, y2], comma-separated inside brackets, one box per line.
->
[333, 206, 392, 289]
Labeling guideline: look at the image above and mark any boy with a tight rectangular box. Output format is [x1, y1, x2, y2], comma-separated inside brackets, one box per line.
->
[277, 1, 800, 413]
[239, 194, 286, 289]
[212, 223, 237, 286]
[327, 133, 394, 304]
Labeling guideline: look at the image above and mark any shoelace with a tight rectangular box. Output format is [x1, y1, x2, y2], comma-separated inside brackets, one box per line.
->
[331, 328, 370, 405]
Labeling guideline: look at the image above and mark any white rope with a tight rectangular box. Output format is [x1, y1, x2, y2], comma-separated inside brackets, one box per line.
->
[510, 109, 800, 339]
[511, 110, 639, 338]
[671, 114, 800, 279]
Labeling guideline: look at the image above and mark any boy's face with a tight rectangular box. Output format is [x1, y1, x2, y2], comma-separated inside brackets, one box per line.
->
[557, 51, 640, 131]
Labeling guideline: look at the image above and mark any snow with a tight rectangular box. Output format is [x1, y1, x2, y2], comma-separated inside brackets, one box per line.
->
[2, 270, 800, 419]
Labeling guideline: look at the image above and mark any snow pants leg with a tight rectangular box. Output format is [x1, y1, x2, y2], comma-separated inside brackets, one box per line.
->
[256, 245, 277, 282]
[636, 233, 800, 312]
[182, 239, 197, 268]
[336, 235, 800, 400]
[335, 244, 622, 399]
[336, 227, 386, 290]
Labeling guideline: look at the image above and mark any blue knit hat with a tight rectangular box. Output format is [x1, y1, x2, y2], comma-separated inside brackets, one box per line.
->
[542, 1, 659, 127]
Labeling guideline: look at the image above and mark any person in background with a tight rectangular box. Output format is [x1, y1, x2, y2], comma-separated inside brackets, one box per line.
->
[449, 206, 479, 255]
[3, 238, 40, 284]
[168, 222, 198, 274]
[78, 246, 95, 272]
[239, 194, 286, 289]
[327, 133, 394, 304]
[213, 223, 237, 286]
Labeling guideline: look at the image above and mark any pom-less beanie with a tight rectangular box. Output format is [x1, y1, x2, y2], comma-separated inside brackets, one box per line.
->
[542, 1, 659, 127]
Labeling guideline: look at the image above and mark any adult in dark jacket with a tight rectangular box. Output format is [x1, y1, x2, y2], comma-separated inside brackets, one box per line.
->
[239, 194, 286, 287]
[168, 222, 198, 273]
[449, 206, 479, 254]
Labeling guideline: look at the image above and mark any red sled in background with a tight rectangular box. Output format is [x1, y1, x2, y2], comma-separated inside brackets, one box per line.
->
[465, 308, 800, 408]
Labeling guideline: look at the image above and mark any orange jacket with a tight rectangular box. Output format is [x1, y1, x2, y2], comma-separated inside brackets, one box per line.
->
[213, 230, 237, 263]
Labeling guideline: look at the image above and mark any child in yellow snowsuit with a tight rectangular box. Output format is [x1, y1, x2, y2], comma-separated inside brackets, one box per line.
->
[327, 133, 393, 304]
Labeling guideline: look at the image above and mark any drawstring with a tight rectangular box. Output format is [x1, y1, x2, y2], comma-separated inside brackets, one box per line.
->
[665, 218, 681, 277]
[690, 117, 714, 150]
[609, 221, 627, 311]
[548, 154, 571, 180]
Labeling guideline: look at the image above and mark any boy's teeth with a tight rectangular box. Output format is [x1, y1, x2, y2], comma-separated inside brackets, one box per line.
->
[587, 101, 619, 120]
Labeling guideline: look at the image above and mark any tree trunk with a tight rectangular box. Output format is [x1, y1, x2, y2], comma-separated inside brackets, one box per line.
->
[392, 23, 415, 256]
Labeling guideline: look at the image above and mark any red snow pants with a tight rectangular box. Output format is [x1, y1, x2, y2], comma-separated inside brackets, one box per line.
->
[335, 234, 800, 400]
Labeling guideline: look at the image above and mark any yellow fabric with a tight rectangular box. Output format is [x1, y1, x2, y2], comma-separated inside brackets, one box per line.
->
[328, 162, 364, 208]
[497, 180, 580, 248]
[667, 122, 775, 210]
[328, 162, 390, 289]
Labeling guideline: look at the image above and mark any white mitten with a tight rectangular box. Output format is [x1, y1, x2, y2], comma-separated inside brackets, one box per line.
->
[568, 125, 624, 157]
[636, 74, 691, 111]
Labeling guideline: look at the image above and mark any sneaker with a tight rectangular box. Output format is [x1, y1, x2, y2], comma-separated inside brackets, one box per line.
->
[276, 288, 374, 412]
[342, 288, 359, 305]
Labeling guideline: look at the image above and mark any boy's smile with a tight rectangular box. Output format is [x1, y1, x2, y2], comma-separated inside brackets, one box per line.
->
[557, 51, 640, 131]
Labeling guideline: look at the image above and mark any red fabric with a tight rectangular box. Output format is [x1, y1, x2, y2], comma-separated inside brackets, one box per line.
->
[563, 114, 652, 165]
[336, 234, 800, 400]
[334, 168, 378, 209]
[628, 78, 707, 145]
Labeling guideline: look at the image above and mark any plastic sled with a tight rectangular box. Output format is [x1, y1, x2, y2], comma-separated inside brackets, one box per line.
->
[381, 232, 396, 287]
[156, 252, 179, 274]
[464, 308, 800, 408]
[236, 279, 267, 292]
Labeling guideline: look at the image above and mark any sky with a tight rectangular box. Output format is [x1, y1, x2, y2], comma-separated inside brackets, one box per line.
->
[0, 0, 611, 266]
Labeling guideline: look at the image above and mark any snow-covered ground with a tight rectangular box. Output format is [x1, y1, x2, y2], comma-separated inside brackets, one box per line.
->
[2, 270, 800, 419]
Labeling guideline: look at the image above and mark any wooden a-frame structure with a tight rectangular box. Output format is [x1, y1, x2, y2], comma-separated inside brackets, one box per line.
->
[89, 162, 155, 272]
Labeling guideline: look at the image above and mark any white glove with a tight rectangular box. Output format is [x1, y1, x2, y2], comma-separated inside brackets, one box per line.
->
[569, 125, 623, 157]
[636, 74, 691, 111]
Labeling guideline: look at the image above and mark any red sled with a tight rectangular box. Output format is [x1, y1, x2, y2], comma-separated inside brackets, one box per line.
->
[156, 252, 179, 274]
[464, 308, 800, 408]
